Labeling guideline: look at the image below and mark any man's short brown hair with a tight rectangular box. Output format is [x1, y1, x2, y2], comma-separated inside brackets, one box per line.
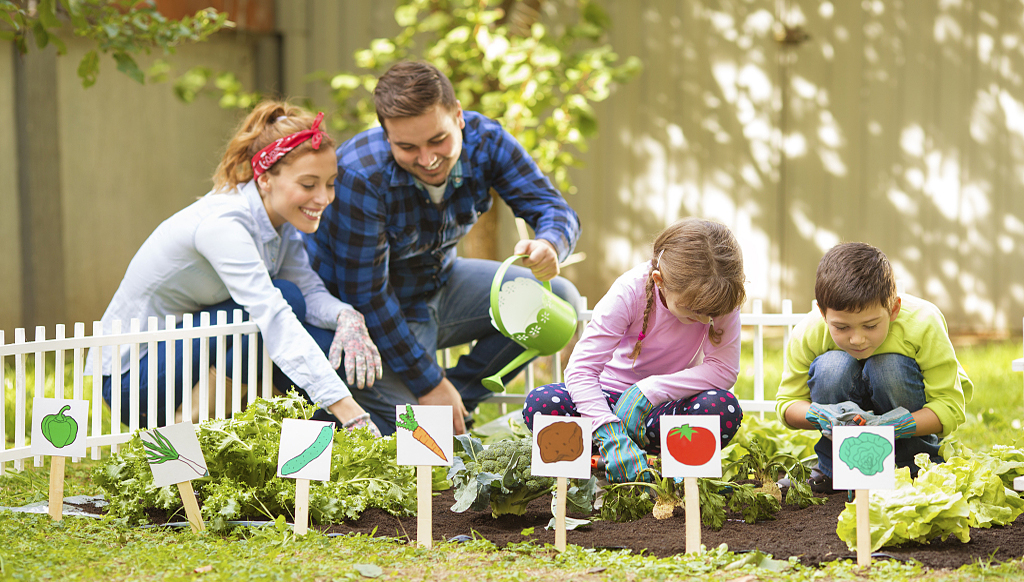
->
[373, 61, 458, 128]
[815, 242, 897, 313]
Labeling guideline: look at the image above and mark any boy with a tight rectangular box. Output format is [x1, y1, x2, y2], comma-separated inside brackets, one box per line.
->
[776, 242, 973, 492]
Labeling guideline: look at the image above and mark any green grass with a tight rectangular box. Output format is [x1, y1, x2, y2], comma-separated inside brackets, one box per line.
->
[4, 340, 1024, 581]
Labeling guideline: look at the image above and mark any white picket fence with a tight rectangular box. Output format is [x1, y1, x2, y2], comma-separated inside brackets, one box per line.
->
[0, 299, 808, 475]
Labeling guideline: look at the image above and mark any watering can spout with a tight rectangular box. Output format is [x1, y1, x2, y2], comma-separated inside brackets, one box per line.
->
[483, 254, 578, 393]
[482, 349, 538, 392]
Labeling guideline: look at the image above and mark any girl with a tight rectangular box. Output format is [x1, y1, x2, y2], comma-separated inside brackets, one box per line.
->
[523, 218, 747, 482]
[86, 101, 382, 434]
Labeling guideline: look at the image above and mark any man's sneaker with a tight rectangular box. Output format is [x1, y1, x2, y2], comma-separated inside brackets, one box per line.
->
[777, 467, 835, 495]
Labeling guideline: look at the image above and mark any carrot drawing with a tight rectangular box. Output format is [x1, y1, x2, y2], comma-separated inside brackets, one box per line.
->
[396, 404, 447, 462]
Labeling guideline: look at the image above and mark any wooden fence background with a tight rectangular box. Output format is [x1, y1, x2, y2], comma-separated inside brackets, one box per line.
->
[3, 0, 1024, 334]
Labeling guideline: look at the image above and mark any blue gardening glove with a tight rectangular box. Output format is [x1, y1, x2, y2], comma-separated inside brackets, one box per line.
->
[612, 384, 656, 446]
[867, 406, 917, 439]
[594, 421, 652, 483]
[805, 401, 872, 438]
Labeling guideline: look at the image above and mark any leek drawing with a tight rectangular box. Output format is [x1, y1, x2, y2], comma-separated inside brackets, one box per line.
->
[142, 427, 208, 477]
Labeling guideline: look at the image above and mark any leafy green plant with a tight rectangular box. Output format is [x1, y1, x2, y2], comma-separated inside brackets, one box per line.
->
[598, 467, 784, 528]
[448, 434, 596, 518]
[324, 0, 641, 195]
[836, 436, 1024, 552]
[598, 484, 654, 523]
[94, 393, 416, 531]
[1, 0, 230, 87]
[723, 436, 824, 509]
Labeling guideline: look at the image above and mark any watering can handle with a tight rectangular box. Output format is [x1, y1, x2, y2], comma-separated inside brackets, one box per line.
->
[489, 254, 552, 337]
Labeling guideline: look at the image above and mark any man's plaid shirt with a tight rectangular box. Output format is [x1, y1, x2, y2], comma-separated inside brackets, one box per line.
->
[305, 111, 581, 395]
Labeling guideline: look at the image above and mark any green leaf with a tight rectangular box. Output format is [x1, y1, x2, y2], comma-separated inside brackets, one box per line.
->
[30, 19, 48, 49]
[113, 52, 144, 84]
[545, 516, 591, 531]
[393, 4, 418, 27]
[353, 564, 383, 578]
[37, 0, 61, 29]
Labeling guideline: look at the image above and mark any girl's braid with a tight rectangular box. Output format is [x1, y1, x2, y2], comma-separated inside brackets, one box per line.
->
[629, 261, 659, 362]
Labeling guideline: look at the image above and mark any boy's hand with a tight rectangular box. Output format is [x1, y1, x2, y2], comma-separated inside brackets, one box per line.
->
[805, 401, 871, 438]
[868, 407, 917, 439]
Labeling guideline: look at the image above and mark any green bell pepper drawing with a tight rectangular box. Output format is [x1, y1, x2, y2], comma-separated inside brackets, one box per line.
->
[41, 405, 78, 448]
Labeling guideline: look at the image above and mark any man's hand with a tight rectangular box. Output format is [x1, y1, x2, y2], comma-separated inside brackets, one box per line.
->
[329, 308, 383, 389]
[419, 377, 469, 434]
[513, 239, 559, 281]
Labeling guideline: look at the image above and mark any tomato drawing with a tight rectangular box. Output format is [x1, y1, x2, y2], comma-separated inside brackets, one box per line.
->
[665, 424, 717, 466]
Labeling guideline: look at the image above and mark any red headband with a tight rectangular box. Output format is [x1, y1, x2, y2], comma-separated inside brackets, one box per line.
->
[251, 112, 327, 180]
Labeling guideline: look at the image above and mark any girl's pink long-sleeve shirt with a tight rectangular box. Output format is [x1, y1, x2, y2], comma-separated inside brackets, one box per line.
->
[564, 262, 742, 428]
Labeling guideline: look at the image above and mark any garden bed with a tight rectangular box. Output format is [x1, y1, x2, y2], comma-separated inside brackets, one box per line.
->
[321, 488, 1024, 569]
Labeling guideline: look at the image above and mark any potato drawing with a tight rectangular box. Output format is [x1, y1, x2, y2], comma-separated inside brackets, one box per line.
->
[537, 421, 584, 463]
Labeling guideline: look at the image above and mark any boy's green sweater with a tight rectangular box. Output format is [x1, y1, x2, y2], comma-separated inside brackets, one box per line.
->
[776, 294, 973, 437]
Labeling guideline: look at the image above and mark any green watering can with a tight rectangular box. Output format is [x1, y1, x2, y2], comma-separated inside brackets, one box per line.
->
[481, 255, 578, 392]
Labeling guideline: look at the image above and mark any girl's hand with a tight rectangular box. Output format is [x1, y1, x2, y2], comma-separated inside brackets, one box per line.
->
[612, 384, 656, 446]
[594, 421, 652, 483]
[329, 309, 383, 389]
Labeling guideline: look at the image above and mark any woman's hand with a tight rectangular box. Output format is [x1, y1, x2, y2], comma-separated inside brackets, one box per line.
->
[328, 396, 382, 437]
[329, 308, 383, 389]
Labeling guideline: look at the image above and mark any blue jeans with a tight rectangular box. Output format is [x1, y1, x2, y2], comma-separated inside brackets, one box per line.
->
[310, 257, 581, 435]
[809, 350, 941, 478]
[103, 280, 332, 428]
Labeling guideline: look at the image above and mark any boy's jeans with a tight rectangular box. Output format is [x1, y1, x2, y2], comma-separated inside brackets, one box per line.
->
[808, 350, 941, 478]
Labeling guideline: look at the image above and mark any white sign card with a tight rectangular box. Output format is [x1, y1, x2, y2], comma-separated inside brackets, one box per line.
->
[140, 422, 209, 488]
[832, 426, 896, 490]
[31, 398, 88, 457]
[660, 415, 722, 479]
[530, 415, 592, 479]
[395, 404, 454, 466]
[277, 419, 335, 481]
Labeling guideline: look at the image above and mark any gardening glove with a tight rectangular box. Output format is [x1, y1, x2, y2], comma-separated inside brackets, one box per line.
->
[342, 412, 382, 438]
[329, 308, 383, 389]
[866, 406, 917, 439]
[805, 401, 872, 439]
[612, 384, 656, 446]
[594, 421, 653, 484]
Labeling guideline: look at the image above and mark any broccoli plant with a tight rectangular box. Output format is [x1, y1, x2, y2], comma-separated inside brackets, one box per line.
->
[448, 435, 596, 518]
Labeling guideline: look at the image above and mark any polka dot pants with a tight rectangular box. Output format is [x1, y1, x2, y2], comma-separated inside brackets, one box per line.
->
[522, 383, 744, 451]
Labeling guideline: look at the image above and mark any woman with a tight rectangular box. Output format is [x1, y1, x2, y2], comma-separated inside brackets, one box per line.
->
[85, 101, 382, 434]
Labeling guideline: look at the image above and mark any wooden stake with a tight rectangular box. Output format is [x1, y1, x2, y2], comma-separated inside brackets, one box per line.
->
[856, 489, 870, 567]
[177, 481, 206, 533]
[554, 476, 568, 552]
[684, 477, 700, 553]
[48, 456, 65, 521]
[294, 478, 310, 535]
[417, 465, 432, 548]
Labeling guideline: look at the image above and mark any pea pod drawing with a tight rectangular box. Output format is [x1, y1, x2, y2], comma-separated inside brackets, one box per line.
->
[281, 425, 334, 476]
[41, 405, 78, 448]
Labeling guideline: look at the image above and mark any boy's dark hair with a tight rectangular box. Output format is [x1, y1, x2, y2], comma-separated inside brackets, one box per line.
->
[373, 61, 458, 129]
[815, 242, 897, 313]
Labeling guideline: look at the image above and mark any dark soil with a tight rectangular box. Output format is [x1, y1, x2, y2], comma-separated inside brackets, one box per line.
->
[320, 489, 1024, 570]
[68, 487, 1024, 570]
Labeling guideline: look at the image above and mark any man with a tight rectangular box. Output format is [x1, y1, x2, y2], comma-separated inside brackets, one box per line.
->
[306, 61, 581, 434]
